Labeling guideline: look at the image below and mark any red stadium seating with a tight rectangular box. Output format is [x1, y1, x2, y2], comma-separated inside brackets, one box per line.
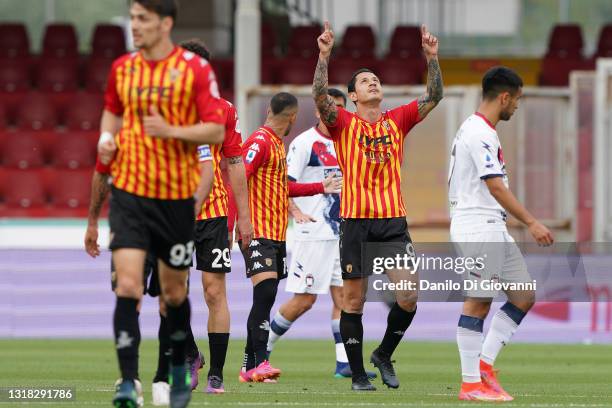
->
[277, 58, 317, 85]
[329, 58, 378, 86]
[339, 25, 376, 59]
[91, 24, 126, 59]
[539, 57, 589, 86]
[42, 24, 79, 58]
[64, 92, 103, 131]
[286, 25, 321, 59]
[545, 24, 583, 59]
[261, 23, 278, 58]
[1, 132, 48, 169]
[51, 132, 96, 169]
[210, 58, 234, 90]
[377, 59, 423, 85]
[0, 59, 31, 92]
[594, 24, 612, 58]
[84, 57, 114, 93]
[36, 57, 79, 93]
[15, 93, 58, 130]
[261, 59, 279, 84]
[387, 26, 422, 59]
[0, 169, 49, 217]
[48, 169, 92, 216]
[0, 23, 30, 58]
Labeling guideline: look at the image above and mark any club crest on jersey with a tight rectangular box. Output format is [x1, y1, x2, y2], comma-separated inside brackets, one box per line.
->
[169, 68, 181, 83]
[265, 258, 273, 267]
[346, 264, 353, 273]
[382, 120, 391, 131]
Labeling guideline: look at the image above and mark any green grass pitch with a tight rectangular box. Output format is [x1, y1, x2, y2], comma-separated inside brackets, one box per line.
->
[0, 339, 610, 407]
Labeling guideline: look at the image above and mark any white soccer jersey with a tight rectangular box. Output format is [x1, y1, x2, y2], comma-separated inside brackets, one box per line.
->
[287, 126, 341, 241]
[448, 113, 508, 231]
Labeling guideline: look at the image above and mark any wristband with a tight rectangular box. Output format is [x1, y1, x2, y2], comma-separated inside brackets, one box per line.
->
[97, 131, 113, 148]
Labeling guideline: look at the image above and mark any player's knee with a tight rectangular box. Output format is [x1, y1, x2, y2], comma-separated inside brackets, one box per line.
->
[396, 298, 417, 312]
[297, 294, 317, 313]
[162, 285, 187, 306]
[511, 292, 535, 312]
[464, 301, 492, 319]
[115, 277, 143, 299]
[204, 284, 227, 309]
[344, 294, 365, 313]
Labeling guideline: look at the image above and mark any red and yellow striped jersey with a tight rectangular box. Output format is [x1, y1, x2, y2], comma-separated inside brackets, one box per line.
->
[197, 99, 242, 220]
[104, 46, 224, 200]
[242, 126, 288, 241]
[327, 101, 421, 218]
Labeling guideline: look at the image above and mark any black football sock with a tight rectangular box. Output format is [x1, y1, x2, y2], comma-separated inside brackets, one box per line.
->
[114, 297, 141, 381]
[378, 303, 417, 357]
[243, 329, 255, 371]
[166, 298, 191, 366]
[340, 310, 366, 380]
[153, 313, 171, 383]
[248, 278, 278, 366]
[185, 323, 199, 359]
[208, 332, 230, 379]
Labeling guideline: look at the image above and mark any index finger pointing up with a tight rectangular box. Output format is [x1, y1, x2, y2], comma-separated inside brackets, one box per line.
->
[324, 21, 330, 32]
[421, 24, 428, 36]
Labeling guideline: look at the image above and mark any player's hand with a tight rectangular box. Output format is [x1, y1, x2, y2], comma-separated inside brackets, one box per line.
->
[528, 221, 554, 246]
[421, 24, 439, 58]
[322, 174, 342, 194]
[237, 216, 253, 250]
[144, 106, 173, 138]
[317, 21, 335, 58]
[292, 208, 316, 224]
[228, 231, 234, 250]
[84, 224, 100, 258]
[98, 137, 117, 165]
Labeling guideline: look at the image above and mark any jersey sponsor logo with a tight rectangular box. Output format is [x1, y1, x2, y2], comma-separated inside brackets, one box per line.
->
[252, 261, 263, 270]
[364, 151, 391, 163]
[250, 250, 262, 258]
[360, 134, 392, 147]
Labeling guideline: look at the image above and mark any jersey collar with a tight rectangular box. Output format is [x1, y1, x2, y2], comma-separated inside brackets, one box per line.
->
[313, 123, 332, 139]
[261, 126, 281, 141]
[474, 112, 496, 130]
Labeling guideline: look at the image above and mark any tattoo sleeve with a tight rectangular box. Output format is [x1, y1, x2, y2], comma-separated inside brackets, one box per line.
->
[417, 57, 444, 118]
[312, 55, 338, 126]
[88, 171, 110, 223]
[227, 155, 242, 164]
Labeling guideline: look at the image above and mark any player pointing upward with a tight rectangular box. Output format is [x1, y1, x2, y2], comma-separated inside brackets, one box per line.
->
[312, 22, 443, 391]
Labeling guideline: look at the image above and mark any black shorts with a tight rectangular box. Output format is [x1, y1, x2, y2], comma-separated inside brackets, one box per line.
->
[194, 217, 231, 273]
[239, 238, 287, 280]
[339, 217, 414, 279]
[109, 186, 195, 269]
[110, 253, 161, 297]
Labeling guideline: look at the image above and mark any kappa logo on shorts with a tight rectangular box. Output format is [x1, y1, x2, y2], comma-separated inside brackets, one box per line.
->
[252, 262, 263, 270]
[346, 264, 353, 273]
[265, 258, 273, 267]
[249, 240, 260, 247]
[250, 250, 262, 258]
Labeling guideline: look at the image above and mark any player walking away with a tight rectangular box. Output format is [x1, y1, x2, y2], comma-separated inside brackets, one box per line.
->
[99, 1, 226, 407]
[266, 88, 376, 380]
[85, 145, 213, 405]
[313, 22, 443, 391]
[179, 38, 254, 395]
[448, 67, 553, 402]
[238, 92, 342, 383]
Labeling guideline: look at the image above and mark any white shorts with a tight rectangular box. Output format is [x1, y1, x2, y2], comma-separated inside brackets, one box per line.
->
[450, 229, 531, 298]
[286, 240, 343, 294]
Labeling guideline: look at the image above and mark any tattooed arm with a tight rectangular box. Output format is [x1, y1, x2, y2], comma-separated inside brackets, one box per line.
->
[85, 171, 111, 257]
[313, 21, 338, 126]
[417, 25, 444, 119]
[227, 155, 253, 249]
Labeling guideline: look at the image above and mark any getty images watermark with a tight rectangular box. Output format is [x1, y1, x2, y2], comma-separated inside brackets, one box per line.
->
[369, 244, 538, 293]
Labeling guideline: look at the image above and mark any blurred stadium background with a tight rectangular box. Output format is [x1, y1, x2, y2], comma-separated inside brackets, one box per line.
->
[0, 0, 611, 345]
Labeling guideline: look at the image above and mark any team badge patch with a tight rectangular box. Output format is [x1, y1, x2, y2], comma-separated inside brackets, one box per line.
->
[346, 264, 353, 273]
[265, 258, 273, 267]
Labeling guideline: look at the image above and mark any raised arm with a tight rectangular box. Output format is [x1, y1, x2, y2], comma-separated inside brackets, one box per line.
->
[313, 21, 339, 126]
[417, 25, 443, 119]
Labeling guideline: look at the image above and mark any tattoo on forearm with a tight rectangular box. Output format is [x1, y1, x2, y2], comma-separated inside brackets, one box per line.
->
[312, 56, 338, 125]
[228, 155, 242, 164]
[417, 57, 443, 117]
[88, 173, 110, 220]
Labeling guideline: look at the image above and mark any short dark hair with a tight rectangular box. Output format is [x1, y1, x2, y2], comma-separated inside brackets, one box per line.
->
[328, 88, 347, 105]
[482, 66, 523, 100]
[270, 92, 298, 115]
[347, 68, 375, 93]
[132, 0, 178, 21]
[180, 38, 210, 61]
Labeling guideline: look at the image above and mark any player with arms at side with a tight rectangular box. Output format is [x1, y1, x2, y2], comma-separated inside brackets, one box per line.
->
[99, 1, 226, 407]
[313, 22, 443, 391]
[266, 88, 376, 380]
[84, 149, 212, 406]
[147, 38, 254, 394]
[448, 67, 553, 402]
[238, 92, 342, 382]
